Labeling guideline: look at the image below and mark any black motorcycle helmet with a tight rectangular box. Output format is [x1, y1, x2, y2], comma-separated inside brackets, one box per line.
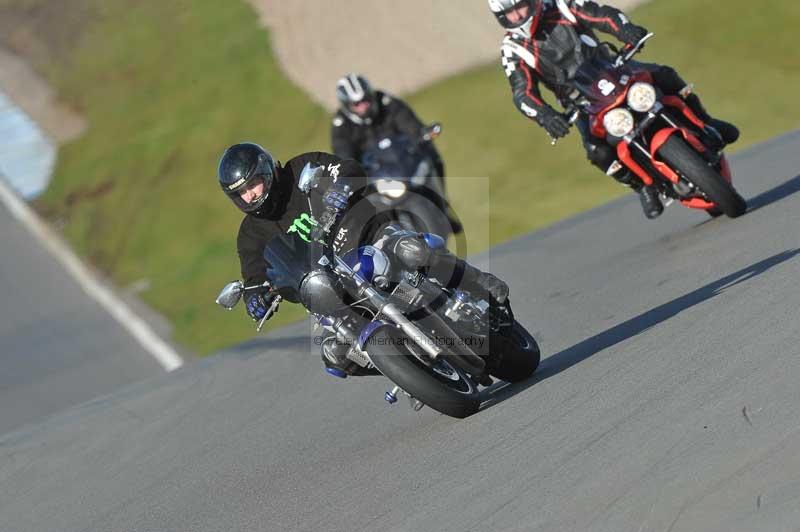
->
[217, 142, 277, 213]
[335, 73, 379, 124]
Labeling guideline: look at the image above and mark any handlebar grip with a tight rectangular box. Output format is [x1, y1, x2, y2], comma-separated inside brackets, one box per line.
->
[242, 281, 273, 295]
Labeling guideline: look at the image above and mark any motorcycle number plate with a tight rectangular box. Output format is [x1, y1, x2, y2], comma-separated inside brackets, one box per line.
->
[598, 79, 616, 96]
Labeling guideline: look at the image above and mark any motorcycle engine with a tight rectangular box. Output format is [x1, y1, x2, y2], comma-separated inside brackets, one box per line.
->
[443, 290, 489, 334]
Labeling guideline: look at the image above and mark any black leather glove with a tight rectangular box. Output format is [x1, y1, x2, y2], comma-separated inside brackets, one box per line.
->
[245, 290, 277, 321]
[537, 106, 571, 139]
[311, 183, 352, 242]
[619, 23, 649, 46]
[322, 184, 350, 211]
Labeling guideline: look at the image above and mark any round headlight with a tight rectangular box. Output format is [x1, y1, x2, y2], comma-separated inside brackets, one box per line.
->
[603, 108, 635, 137]
[375, 179, 407, 199]
[627, 82, 657, 112]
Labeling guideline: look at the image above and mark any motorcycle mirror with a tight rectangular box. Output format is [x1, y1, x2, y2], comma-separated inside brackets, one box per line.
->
[298, 162, 326, 193]
[422, 123, 442, 141]
[216, 281, 244, 310]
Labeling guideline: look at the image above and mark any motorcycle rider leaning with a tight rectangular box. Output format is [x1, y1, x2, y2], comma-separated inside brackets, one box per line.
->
[217, 143, 508, 375]
[490, 0, 739, 219]
[331, 73, 462, 234]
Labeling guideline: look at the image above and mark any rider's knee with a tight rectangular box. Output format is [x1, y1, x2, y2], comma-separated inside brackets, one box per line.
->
[652, 65, 685, 94]
[584, 141, 615, 170]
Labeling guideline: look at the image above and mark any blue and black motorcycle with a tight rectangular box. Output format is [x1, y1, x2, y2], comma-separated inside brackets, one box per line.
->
[216, 163, 538, 418]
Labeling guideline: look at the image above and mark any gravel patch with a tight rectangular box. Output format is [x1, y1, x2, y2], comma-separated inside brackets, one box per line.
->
[249, 0, 652, 109]
[0, 46, 85, 144]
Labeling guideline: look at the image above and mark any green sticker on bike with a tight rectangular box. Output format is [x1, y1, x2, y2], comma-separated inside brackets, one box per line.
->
[287, 213, 319, 243]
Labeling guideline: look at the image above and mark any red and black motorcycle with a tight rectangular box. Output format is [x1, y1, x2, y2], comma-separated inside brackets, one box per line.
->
[559, 34, 746, 218]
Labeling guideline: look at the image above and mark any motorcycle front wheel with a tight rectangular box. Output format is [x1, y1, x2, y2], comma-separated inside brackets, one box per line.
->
[488, 321, 541, 383]
[657, 136, 747, 218]
[367, 327, 481, 418]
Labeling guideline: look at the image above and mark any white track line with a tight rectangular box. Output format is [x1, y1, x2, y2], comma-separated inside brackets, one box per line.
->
[0, 177, 183, 371]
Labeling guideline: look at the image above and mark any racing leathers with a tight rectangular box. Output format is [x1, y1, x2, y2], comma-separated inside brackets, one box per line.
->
[235, 152, 507, 374]
[237, 152, 375, 289]
[331, 91, 462, 231]
[331, 90, 443, 176]
[499, 0, 738, 217]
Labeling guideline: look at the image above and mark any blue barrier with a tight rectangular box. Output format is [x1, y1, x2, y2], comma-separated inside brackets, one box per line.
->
[0, 91, 55, 199]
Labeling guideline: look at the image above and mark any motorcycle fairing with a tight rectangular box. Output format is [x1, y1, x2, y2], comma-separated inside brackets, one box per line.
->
[341, 245, 391, 284]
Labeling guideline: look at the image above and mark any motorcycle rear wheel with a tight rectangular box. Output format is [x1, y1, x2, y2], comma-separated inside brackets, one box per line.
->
[657, 136, 747, 218]
[367, 327, 481, 418]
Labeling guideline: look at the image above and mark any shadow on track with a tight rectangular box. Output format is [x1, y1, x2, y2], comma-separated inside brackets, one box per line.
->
[222, 335, 310, 360]
[480, 248, 800, 411]
[746, 174, 800, 212]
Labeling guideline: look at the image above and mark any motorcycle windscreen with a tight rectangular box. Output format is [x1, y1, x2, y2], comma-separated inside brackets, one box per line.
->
[362, 135, 421, 181]
[370, 164, 409, 181]
[263, 231, 328, 303]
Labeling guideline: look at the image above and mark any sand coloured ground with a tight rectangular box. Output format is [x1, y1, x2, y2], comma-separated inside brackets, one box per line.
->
[249, 0, 651, 109]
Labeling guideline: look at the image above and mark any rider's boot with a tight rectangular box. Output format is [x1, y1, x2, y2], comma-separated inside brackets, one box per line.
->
[474, 271, 509, 305]
[428, 249, 509, 305]
[610, 166, 663, 219]
[321, 338, 379, 378]
[637, 185, 664, 220]
[682, 89, 739, 146]
[381, 228, 508, 305]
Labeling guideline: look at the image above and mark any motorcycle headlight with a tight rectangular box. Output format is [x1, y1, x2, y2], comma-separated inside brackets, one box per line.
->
[627, 82, 657, 112]
[375, 179, 407, 199]
[603, 108, 635, 137]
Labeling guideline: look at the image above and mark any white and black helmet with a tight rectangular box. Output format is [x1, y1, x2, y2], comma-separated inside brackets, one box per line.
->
[488, 0, 540, 36]
[335, 73, 378, 125]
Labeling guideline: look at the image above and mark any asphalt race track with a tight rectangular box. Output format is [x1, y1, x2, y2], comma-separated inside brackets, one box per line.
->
[1, 131, 799, 532]
[0, 201, 163, 435]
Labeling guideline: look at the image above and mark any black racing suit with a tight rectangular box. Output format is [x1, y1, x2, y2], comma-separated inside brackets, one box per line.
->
[331, 90, 462, 232]
[499, 0, 695, 187]
[331, 91, 443, 173]
[331, 90, 445, 182]
[237, 152, 487, 300]
[238, 152, 371, 288]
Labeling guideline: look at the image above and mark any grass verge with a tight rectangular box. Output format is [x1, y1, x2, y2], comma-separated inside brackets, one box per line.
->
[5, 0, 798, 354]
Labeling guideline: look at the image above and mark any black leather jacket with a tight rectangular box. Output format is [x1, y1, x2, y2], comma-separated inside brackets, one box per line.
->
[237, 152, 383, 287]
[500, 0, 640, 122]
[331, 91, 438, 163]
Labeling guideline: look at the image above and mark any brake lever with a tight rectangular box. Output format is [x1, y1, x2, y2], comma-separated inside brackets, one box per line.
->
[422, 123, 442, 142]
[616, 32, 655, 67]
[256, 294, 283, 332]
